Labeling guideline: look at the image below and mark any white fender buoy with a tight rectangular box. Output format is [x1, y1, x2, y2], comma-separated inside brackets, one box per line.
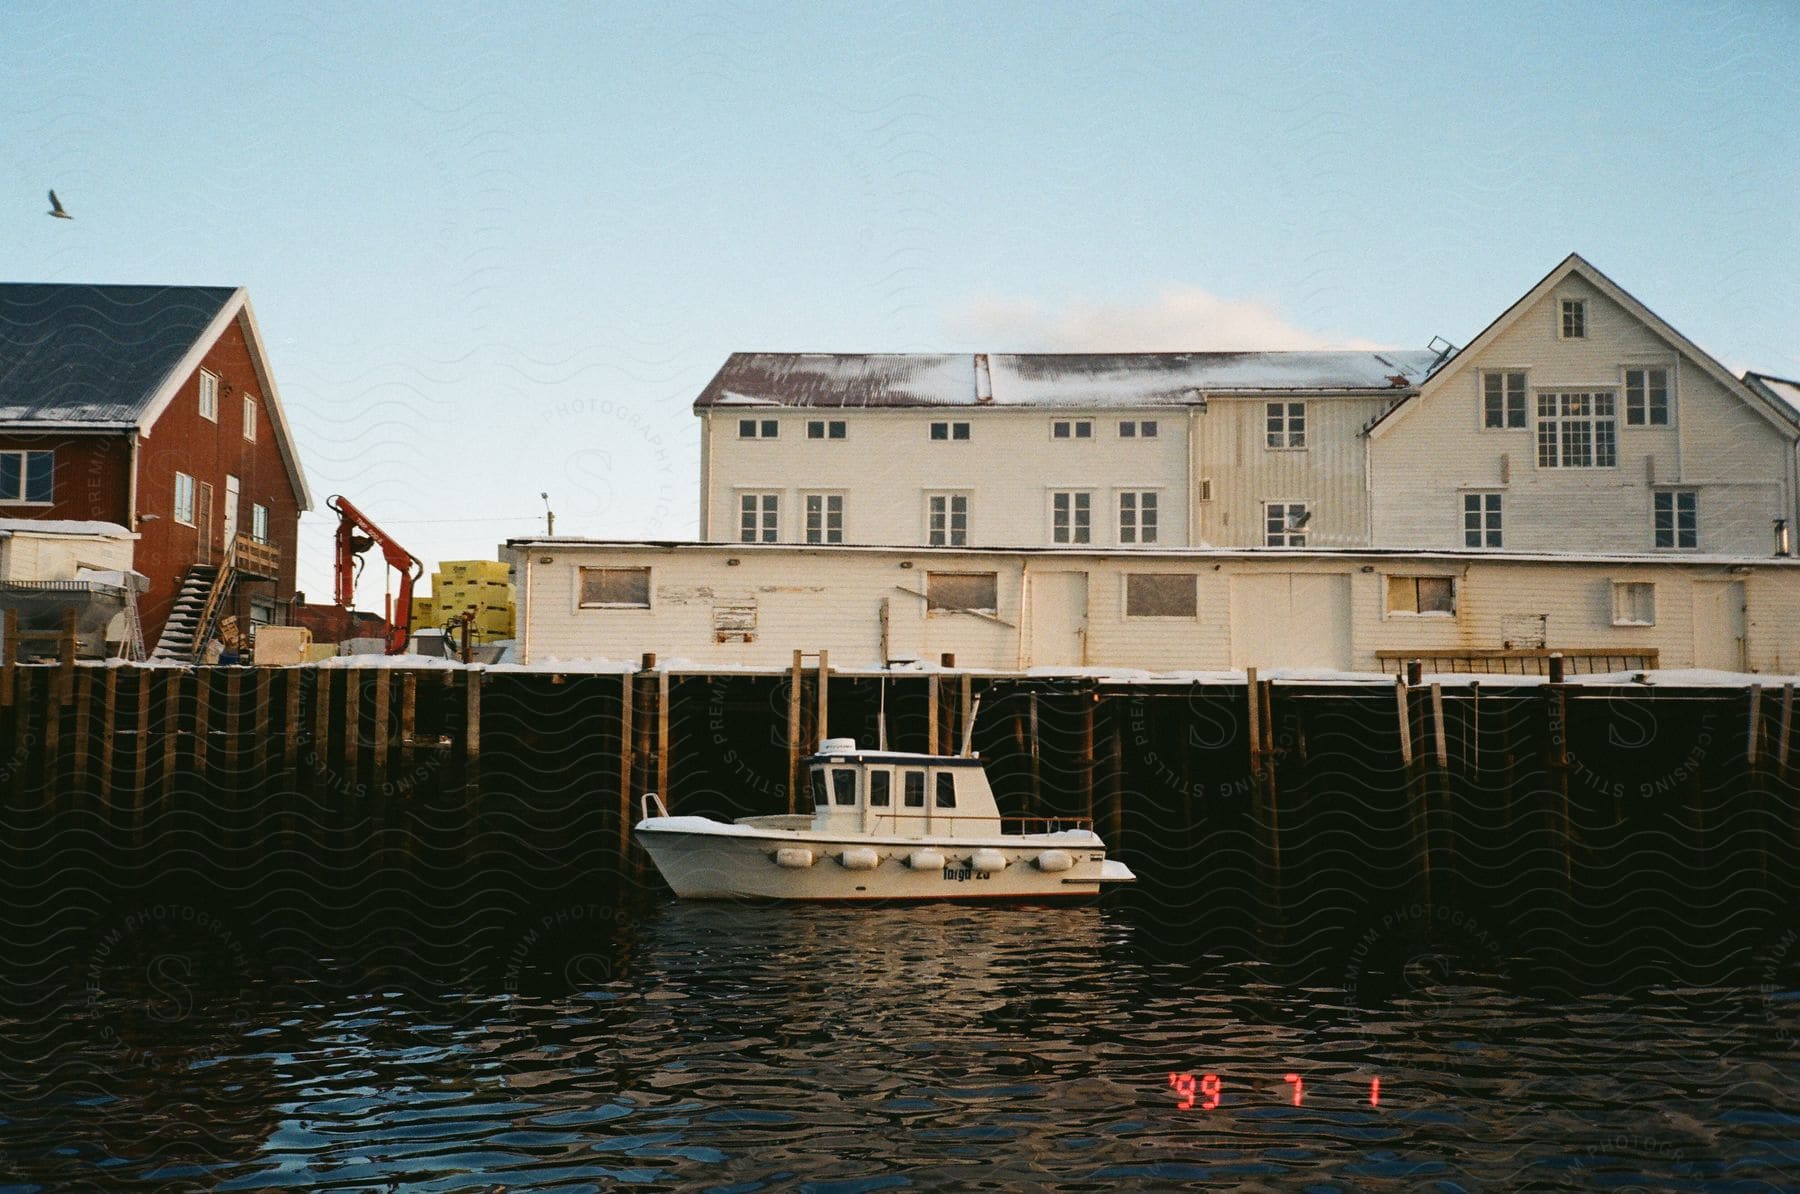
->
[839, 846, 880, 870]
[774, 847, 814, 868]
[1034, 849, 1074, 872]
[908, 848, 946, 871]
[969, 848, 1007, 874]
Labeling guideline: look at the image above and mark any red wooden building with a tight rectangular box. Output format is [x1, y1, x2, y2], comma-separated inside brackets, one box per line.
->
[0, 284, 312, 656]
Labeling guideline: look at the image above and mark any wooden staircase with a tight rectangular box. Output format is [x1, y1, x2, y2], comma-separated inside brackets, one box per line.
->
[151, 560, 237, 662]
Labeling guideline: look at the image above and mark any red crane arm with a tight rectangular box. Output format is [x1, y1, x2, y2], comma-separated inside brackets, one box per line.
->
[327, 494, 425, 654]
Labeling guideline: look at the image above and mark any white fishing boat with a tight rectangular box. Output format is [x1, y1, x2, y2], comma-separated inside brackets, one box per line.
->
[634, 736, 1135, 901]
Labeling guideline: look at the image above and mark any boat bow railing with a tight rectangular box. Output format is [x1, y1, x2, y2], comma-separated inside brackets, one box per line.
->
[1001, 816, 1094, 835]
[641, 792, 670, 820]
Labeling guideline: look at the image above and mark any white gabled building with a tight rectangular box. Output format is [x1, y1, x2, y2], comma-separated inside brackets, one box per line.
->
[694, 256, 1800, 559]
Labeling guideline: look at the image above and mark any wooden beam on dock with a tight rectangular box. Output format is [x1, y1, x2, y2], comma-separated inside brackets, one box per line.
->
[787, 650, 802, 815]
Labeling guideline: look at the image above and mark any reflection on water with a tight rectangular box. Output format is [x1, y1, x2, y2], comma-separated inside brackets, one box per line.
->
[2, 903, 1796, 1190]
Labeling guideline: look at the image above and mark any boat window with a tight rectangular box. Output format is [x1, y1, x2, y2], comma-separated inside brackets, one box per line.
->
[810, 769, 830, 811]
[903, 770, 926, 808]
[936, 772, 957, 809]
[832, 768, 858, 806]
[869, 771, 891, 807]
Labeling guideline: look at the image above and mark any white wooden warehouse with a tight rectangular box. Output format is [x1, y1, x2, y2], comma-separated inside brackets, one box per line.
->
[500, 539, 1800, 675]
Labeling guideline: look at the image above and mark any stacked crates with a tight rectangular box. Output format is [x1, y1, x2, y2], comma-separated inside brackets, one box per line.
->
[410, 559, 516, 643]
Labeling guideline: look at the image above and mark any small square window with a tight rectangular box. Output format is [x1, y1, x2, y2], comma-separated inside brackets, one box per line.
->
[1612, 581, 1656, 626]
[1139, 420, 1157, 438]
[1119, 420, 1136, 438]
[1386, 575, 1456, 616]
[808, 420, 824, 439]
[579, 566, 652, 608]
[953, 421, 969, 440]
[1560, 298, 1586, 339]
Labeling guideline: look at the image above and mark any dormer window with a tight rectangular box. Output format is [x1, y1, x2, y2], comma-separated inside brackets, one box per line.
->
[1560, 299, 1586, 339]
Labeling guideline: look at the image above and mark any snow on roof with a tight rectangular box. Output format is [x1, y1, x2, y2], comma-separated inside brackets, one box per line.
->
[1743, 372, 1800, 424]
[0, 518, 135, 538]
[693, 350, 1443, 410]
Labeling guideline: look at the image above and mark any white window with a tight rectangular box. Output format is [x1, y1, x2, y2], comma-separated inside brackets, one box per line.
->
[1266, 402, 1306, 449]
[927, 493, 968, 546]
[1387, 575, 1456, 617]
[1560, 298, 1586, 339]
[1653, 490, 1697, 549]
[1051, 419, 1092, 439]
[738, 492, 779, 542]
[1463, 492, 1502, 548]
[1624, 368, 1670, 426]
[251, 502, 270, 542]
[173, 472, 196, 525]
[929, 421, 970, 441]
[1118, 491, 1158, 545]
[1124, 573, 1197, 618]
[243, 396, 258, 441]
[806, 419, 847, 439]
[199, 370, 219, 421]
[1536, 391, 1617, 468]
[804, 493, 844, 544]
[1482, 372, 1527, 429]
[1263, 501, 1309, 547]
[579, 566, 651, 608]
[1049, 490, 1092, 544]
[0, 450, 54, 504]
[1612, 581, 1656, 626]
[925, 571, 996, 613]
[737, 418, 779, 439]
[1119, 419, 1158, 438]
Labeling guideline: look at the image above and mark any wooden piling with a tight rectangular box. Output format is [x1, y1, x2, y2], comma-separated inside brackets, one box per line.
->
[787, 650, 802, 815]
[619, 670, 634, 853]
[133, 670, 149, 833]
[342, 668, 360, 782]
[1081, 692, 1096, 821]
[464, 669, 481, 795]
[161, 670, 181, 800]
[312, 668, 332, 789]
[251, 668, 270, 783]
[959, 672, 972, 754]
[99, 668, 117, 805]
[224, 668, 242, 780]
[817, 649, 830, 744]
[284, 668, 302, 775]
[1028, 690, 1042, 813]
[1746, 684, 1763, 768]
[1778, 683, 1794, 771]
[42, 668, 61, 800]
[71, 668, 92, 791]
[1, 607, 15, 707]
[192, 668, 210, 775]
[400, 672, 417, 773]
[58, 606, 77, 705]
[927, 673, 939, 755]
[372, 670, 391, 789]
[1430, 683, 1448, 769]
[656, 670, 671, 802]
[1394, 676, 1413, 767]
[1246, 667, 1261, 768]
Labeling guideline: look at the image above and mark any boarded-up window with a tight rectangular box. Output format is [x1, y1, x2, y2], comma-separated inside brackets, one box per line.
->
[579, 566, 651, 608]
[926, 571, 997, 613]
[1125, 573, 1197, 618]
[1612, 581, 1655, 626]
[1386, 575, 1455, 616]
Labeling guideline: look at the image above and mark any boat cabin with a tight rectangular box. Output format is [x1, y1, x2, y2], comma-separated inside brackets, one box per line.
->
[807, 738, 1002, 839]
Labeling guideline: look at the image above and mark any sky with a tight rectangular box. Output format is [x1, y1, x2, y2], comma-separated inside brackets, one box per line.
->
[5, 0, 1798, 607]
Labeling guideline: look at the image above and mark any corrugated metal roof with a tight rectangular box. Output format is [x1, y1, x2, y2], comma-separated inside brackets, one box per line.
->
[694, 349, 1445, 410]
[0, 283, 237, 424]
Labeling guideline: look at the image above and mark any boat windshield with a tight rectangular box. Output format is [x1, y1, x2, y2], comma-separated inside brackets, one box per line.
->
[832, 768, 857, 806]
[811, 769, 830, 811]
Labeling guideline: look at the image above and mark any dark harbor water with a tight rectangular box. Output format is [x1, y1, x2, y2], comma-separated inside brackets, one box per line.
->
[3, 901, 1797, 1191]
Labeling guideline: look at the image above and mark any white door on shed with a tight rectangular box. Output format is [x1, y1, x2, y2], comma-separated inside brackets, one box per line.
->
[1229, 573, 1352, 670]
[1029, 571, 1088, 667]
[1692, 580, 1747, 672]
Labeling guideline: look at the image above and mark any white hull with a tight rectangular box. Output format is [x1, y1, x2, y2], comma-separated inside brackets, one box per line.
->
[635, 816, 1134, 901]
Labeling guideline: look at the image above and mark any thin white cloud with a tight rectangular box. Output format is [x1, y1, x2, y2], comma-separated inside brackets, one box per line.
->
[943, 286, 1385, 352]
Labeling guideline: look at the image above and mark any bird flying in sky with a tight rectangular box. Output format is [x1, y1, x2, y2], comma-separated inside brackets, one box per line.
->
[47, 190, 71, 219]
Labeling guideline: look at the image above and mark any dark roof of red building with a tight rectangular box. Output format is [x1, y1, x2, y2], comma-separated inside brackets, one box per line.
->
[0, 283, 238, 425]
